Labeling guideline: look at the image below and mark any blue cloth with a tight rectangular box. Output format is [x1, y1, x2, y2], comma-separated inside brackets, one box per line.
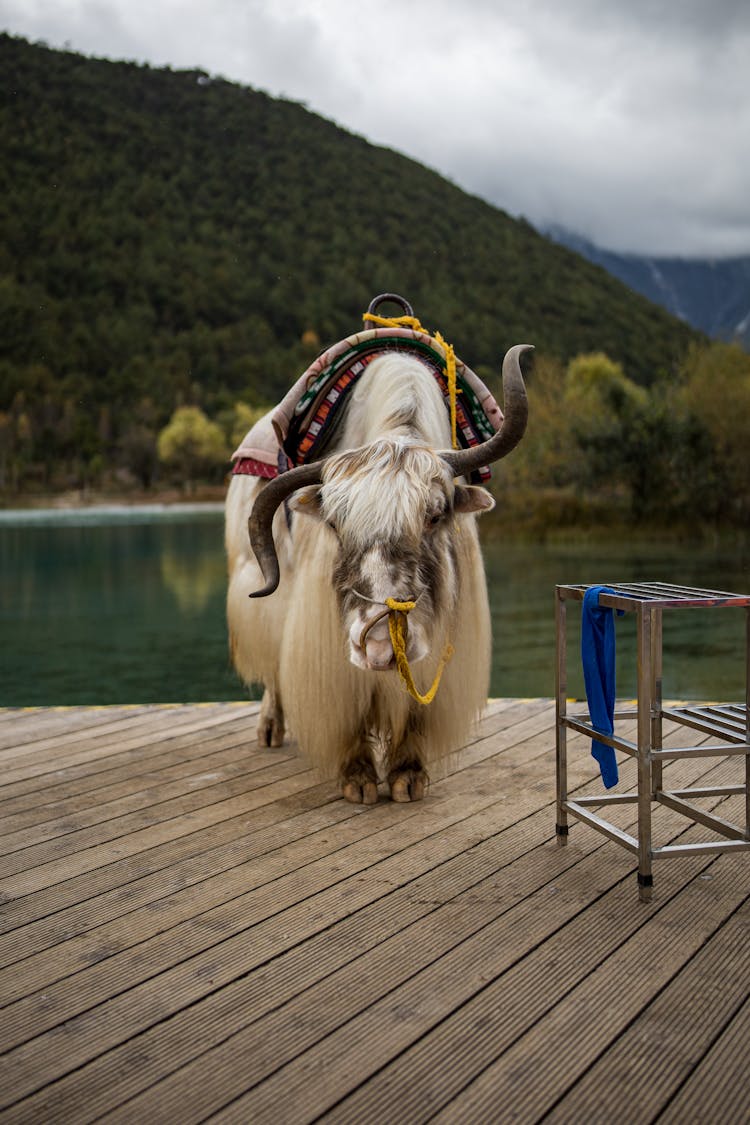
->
[581, 585, 621, 788]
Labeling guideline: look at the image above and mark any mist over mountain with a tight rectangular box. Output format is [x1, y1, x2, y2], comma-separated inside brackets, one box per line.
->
[544, 226, 750, 349]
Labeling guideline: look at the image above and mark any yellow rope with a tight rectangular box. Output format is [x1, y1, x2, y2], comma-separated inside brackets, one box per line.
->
[433, 331, 458, 449]
[362, 312, 459, 450]
[385, 597, 454, 705]
[362, 312, 426, 332]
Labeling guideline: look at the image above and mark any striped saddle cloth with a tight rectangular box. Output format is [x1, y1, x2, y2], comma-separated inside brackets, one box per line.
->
[231, 326, 503, 485]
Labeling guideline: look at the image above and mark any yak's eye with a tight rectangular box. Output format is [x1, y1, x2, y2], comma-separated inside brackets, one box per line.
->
[427, 511, 442, 528]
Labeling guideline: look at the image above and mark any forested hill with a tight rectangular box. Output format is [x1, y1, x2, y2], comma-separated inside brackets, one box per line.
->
[1, 33, 699, 492]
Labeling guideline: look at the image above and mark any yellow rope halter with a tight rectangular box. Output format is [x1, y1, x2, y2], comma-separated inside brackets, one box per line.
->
[385, 598, 454, 705]
[362, 312, 459, 450]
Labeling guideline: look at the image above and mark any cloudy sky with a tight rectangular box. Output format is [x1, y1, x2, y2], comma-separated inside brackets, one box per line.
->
[3, 0, 749, 258]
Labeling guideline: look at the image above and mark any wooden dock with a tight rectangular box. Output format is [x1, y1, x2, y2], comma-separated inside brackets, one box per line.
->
[0, 698, 748, 1123]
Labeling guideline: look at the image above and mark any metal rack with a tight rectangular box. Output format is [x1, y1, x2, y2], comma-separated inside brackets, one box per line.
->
[555, 582, 750, 901]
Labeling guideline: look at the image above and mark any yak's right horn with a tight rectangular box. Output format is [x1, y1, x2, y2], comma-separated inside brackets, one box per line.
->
[247, 461, 324, 597]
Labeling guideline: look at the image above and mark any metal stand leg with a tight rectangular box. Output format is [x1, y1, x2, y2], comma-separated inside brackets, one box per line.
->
[745, 607, 749, 840]
[637, 606, 654, 902]
[651, 608, 663, 799]
[555, 589, 569, 845]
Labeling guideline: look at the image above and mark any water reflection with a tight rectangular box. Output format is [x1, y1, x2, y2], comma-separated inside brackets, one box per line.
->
[0, 508, 748, 706]
[161, 548, 226, 613]
[483, 535, 750, 701]
[0, 507, 242, 706]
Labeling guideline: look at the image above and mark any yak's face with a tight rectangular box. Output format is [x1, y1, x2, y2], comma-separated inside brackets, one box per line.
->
[289, 439, 494, 672]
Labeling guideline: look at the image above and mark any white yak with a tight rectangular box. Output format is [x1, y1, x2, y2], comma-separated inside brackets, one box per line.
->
[226, 341, 530, 803]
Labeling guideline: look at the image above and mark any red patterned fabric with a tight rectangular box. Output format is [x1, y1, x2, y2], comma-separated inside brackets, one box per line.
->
[232, 457, 278, 479]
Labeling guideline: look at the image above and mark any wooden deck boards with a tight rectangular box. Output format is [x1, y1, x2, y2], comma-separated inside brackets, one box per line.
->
[0, 699, 747, 1123]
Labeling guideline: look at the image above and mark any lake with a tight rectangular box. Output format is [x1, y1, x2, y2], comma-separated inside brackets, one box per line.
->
[1, 505, 749, 706]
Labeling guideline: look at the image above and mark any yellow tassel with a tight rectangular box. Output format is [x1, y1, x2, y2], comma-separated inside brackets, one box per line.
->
[434, 331, 458, 450]
[385, 597, 454, 705]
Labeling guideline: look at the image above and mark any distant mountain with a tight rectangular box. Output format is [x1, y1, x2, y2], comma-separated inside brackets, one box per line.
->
[544, 226, 750, 349]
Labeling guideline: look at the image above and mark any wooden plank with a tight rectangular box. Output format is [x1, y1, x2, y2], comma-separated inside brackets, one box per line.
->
[0, 729, 633, 1118]
[0, 738, 300, 853]
[1, 779, 501, 1004]
[0, 753, 317, 879]
[0, 703, 212, 762]
[0, 735, 280, 837]
[425, 864, 748, 1125]
[0, 705, 149, 750]
[0, 755, 315, 897]
[0, 707, 261, 815]
[0, 701, 539, 936]
[0, 706, 584, 1102]
[0, 792, 359, 970]
[0, 698, 511, 811]
[198, 808, 745, 1124]
[0, 767, 322, 934]
[0, 699, 552, 898]
[0, 704, 259, 788]
[543, 895, 750, 1122]
[0, 700, 745, 1125]
[2, 815, 587, 1119]
[657, 993, 750, 1124]
[0, 768, 548, 1057]
[2, 718, 715, 1120]
[0, 704, 559, 964]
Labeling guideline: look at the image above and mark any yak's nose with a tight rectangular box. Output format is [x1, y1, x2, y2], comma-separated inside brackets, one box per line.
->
[348, 609, 430, 672]
[350, 613, 394, 671]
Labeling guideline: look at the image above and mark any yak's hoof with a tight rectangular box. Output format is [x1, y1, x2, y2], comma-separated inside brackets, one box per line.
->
[257, 715, 284, 748]
[342, 778, 378, 805]
[390, 768, 428, 803]
[341, 764, 379, 804]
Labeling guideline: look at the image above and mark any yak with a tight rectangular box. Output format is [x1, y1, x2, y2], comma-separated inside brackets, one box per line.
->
[226, 338, 530, 803]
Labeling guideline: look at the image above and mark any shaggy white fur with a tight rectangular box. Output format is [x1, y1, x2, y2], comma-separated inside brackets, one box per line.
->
[225, 352, 493, 791]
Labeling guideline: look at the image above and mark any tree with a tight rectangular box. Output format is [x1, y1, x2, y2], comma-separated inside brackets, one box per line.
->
[495, 354, 575, 492]
[157, 406, 227, 490]
[228, 401, 268, 452]
[680, 342, 750, 520]
[563, 352, 653, 514]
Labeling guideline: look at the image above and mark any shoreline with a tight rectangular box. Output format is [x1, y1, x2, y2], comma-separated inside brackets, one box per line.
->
[2, 488, 748, 548]
[0, 485, 227, 510]
[0, 487, 228, 524]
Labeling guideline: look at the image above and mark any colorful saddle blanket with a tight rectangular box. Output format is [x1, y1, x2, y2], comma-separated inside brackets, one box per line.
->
[231, 326, 504, 484]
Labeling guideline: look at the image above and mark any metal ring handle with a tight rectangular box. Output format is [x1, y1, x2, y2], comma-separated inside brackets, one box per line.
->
[366, 293, 414, 319]
[359, 607, 393, 652]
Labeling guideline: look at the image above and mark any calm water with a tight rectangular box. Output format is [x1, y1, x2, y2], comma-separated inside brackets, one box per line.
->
[1, 506, 749, 706]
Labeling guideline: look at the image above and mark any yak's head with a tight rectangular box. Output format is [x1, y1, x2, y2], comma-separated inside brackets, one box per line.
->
[287, 440, 495, 671]
[246, 344, 531, 673]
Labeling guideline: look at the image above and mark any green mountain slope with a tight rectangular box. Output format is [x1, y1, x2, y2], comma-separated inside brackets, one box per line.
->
[0, 33, 699, 489]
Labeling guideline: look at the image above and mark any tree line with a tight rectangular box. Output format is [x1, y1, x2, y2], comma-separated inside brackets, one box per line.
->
[496, 340, 750, 528]
[2, 337, 748, 529]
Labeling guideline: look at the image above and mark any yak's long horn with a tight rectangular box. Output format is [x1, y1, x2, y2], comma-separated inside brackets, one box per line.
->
[439, 344, 532, 477]
[248, 461, 324, 597]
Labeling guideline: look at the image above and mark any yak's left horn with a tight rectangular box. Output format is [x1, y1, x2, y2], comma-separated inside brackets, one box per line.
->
[439, 343, 532, 477]
[247, 461, 324, 597]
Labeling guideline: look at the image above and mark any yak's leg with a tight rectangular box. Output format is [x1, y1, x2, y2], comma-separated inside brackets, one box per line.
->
[340, 733, 379, 805]
[257, 685, 285, 748]
[386, 711, 429, 802]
